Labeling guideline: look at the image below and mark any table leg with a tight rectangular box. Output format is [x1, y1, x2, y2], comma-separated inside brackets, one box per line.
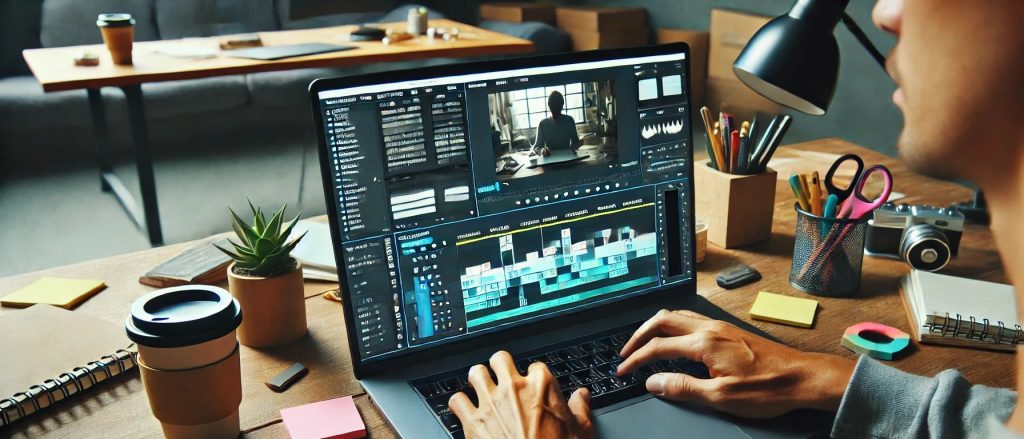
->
[121, 84, 164, 246]
[87, 89, 113, 192]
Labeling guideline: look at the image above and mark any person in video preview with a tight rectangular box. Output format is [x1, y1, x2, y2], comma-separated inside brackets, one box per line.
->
[448, 1, 1024, 437]
[531, 90, 581, 157]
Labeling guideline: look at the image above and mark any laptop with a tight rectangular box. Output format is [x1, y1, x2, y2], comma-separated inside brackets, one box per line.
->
[309, 44, 829, 438]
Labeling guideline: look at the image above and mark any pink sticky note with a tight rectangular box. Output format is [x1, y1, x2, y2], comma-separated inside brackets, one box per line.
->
[281, 396, 366, 439]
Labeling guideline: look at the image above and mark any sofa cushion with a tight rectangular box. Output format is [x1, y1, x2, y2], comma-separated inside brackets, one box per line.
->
[154, 0, 278, 39]
[0, 75, 250, 133]
[275, 0, 391, 30]
[0, 0, 43, 77]
[478, 20, 569, 55]
[40, 0, 159, 47]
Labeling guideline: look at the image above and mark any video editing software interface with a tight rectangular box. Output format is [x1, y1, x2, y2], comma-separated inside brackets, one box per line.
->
[317, 52, 695, 362]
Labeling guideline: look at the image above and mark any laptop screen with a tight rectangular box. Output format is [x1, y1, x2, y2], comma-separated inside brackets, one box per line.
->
[314, 48, 696, 364]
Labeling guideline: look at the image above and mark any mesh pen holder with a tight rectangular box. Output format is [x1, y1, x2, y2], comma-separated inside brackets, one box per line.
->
[790, 204, 868, 297]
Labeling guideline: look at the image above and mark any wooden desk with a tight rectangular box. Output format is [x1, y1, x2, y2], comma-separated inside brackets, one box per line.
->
[0, 138, 1010, 438]
[21, 19, 533, 245]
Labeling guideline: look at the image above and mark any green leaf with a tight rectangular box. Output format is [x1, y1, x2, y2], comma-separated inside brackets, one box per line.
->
[278, 214, 302, 245]
[253, 237, 275, 256]
[253, 206, 266, 233]
[264, 204, 286, 240]
[213, 243, 243, 261]
[229, 208, 252, 246]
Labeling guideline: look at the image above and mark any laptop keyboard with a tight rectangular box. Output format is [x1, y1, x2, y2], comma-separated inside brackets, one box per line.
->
[409, 322, 711, 438]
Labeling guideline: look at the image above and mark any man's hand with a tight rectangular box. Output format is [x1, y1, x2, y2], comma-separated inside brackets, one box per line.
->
[449, 351, 593, 439]
[617, 310, 855, 419]
[540, 146, 552, 157]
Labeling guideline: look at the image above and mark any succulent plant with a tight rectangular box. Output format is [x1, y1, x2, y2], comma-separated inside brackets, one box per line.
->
[215, 201, 306, 278]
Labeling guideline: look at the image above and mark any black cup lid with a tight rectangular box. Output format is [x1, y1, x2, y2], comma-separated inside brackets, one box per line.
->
[97, 13, 135, 27]
[126, 285, 242, 348]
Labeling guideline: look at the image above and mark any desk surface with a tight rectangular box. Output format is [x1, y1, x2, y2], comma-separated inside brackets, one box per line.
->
[0, 138, 1010, 438]
[22, 19, 534, 92]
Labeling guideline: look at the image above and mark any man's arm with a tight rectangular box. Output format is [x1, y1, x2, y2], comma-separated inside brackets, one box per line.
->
[532, 122, 546, 155]
[832, 356, 1017, 438]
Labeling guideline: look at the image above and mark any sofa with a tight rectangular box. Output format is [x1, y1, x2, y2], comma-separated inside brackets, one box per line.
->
[0, 0, 570, 156]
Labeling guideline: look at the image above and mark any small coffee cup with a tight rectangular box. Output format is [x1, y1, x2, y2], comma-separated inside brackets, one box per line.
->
[96, 13, 135, 65]
[126, 285, 243, 439]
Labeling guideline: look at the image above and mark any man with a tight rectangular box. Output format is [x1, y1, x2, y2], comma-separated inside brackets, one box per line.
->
[448, 1, 1024, 437]
[531, 90, 581, 157]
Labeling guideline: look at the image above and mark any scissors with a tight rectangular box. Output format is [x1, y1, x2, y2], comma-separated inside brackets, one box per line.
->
[823, 154, 894, 220]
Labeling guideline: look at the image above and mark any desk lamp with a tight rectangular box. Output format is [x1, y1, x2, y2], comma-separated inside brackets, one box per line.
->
[732, 0, 989, 222]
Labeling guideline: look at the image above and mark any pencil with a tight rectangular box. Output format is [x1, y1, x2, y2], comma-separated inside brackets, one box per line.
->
[809, 171, 823, 215]
[701, 107, 726, 171]
[699, 107, 719, 170]
[738, 132, 750, 174]
[755, 115, 792, 173]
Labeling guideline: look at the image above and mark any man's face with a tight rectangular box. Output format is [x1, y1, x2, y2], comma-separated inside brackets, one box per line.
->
[874, 0, 1024, 182]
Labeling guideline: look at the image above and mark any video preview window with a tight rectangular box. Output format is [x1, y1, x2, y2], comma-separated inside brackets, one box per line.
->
[487, 80, 619, 183]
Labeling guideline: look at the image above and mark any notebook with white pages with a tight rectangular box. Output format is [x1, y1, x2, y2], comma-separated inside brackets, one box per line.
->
[902, 270, 1020, 352]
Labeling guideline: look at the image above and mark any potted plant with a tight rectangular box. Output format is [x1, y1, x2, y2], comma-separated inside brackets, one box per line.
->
[215, 202, 307, 348]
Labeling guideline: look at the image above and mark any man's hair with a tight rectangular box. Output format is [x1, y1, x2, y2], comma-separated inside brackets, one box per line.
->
[547, 90, 564, 116]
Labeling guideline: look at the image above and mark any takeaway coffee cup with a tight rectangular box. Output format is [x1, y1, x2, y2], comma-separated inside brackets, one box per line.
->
[96, 13, 135, 65]
[126, 286, 243, 439]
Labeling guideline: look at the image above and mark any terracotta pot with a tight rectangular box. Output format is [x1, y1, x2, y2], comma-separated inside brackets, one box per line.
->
[227, 261, 307, 348]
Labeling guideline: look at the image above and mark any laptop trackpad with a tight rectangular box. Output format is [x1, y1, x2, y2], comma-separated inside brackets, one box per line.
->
[594, 397, 747, 439]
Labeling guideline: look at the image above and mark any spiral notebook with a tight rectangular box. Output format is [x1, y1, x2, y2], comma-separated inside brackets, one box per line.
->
[901, 270, 1020, 352]
[0, 305, 137, 427]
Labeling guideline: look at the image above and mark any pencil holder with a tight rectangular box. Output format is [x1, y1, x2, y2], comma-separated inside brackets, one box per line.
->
[694, 159, 776, 248]
[790, 205, 868, 297]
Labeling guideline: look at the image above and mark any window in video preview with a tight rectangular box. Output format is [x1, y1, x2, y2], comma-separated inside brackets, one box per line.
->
[317, 53, 696, 360]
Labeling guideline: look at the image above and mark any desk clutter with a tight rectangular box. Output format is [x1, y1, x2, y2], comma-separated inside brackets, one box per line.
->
[281, 396, 367, 439]
[0, 276, 106, 309]
[698, 107, 790, 176]
[789, 153, 893, 297]
[0, 305, 136, 427]
[902, 270, 1020, 352]
[749, 291, 818, 328]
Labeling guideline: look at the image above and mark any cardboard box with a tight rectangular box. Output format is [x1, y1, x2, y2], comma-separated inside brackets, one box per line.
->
[657, 29, 709, 108]
[709, 9, 771, 80]
[479, 3, 556, 24]
[555, 6, 647, 32]
[563, 27, 649, 51]
[706, 9, 781, 118]
[694, 159, 776, 248]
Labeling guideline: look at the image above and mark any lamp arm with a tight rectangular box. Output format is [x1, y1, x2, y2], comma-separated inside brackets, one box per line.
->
[840, 13, 887, 70]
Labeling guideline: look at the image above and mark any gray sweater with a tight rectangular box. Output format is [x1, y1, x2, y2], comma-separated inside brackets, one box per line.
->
[832, 356, 1020, 438]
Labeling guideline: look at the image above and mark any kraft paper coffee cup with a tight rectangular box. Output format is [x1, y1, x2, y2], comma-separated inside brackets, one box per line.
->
[126, 286, 243, 439]
[97, 13, 135, 65]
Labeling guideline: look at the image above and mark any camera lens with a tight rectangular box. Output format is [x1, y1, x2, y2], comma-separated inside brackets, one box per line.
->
[899, 224, 951, 271]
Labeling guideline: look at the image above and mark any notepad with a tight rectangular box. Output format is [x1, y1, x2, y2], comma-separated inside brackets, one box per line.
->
[281, 396, 366, 439]
[749, 291, 818, 328]
[1, 277, 106, 309]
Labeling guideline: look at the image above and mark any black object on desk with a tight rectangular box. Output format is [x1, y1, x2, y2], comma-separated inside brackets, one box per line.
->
[350, 26, 387, 41]
[225, 43, 356, 61]
[716, 265, 761, 289]
[526, 151, 588, 169]
[266, 362, 308, 392]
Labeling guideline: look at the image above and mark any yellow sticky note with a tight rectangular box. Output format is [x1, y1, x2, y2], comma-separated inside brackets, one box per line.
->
[1, 277, 107, 310]
[749, 291, 817, 328]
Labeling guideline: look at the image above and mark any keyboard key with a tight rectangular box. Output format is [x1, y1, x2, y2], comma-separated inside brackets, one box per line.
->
[551, 361, 573, 376]
[440, 413, 462, 432]
[557, 374, 574, 390]
[514, 359, 531, 374]
[564, 346, 585, 359]
[438, 377, 460, 393]
[571, 370, 594, 385]
[565, 359, 588, 372]
[546, 351, 567, 363]
[426, 394, 452, 414]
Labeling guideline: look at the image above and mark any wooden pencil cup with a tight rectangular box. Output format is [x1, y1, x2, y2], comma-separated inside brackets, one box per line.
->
[694, 159, 776, 248]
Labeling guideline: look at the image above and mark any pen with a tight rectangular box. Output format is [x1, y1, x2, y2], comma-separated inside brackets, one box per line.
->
[756, 115, 792, 173]
[750, 115, 777, 166]
[789, 175, 811, 212]
[730, 130, 740, 174]
[738, 132, 750, 174]
[823, 194, 839, 219]
[719, 113, 730, 172]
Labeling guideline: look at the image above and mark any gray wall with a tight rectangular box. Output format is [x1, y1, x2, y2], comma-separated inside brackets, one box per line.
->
[445, 0, 902, 157]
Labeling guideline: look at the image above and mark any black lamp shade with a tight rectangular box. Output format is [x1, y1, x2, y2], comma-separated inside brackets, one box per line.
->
[733, 0, 847, 115]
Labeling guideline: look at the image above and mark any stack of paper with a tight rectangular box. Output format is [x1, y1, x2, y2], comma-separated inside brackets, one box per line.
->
[290, 220, 338, 282]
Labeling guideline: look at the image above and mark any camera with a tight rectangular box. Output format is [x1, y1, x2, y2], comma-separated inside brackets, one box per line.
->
[864, 203, 964, 271]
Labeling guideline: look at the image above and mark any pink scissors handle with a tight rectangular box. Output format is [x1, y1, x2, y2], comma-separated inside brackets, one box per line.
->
[837, 165, 893, 220]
